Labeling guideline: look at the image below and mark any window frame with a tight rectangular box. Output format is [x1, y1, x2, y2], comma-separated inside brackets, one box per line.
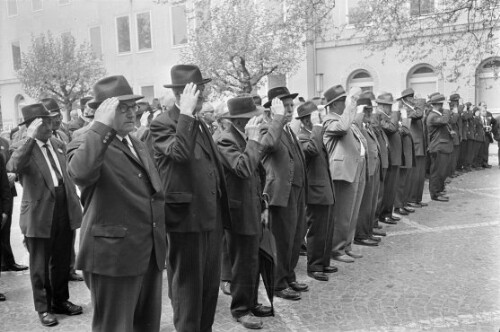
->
[115, 14, 133, 55]
[88, 25, 103, 58]
[170, 4, 189, 48]
[135, 11, 153, 53]
[58, 0, 70, 6]
[7, 0, 18, 17]
[31, 0, 43, 12]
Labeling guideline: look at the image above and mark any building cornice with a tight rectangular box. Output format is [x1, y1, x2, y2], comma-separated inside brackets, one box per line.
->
[0, 78, 20, 85]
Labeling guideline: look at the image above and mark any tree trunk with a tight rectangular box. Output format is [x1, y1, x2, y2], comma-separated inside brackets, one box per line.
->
[63, 99, 72, 121]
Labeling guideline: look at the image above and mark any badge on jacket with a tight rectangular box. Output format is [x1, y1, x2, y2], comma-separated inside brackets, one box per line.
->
[57, 148, 64, 154]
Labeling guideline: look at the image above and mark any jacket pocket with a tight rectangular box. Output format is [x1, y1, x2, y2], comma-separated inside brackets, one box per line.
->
[92, 225, 127, 238]
[165, 192, 193, 204]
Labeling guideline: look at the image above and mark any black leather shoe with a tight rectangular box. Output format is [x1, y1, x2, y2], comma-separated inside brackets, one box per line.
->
[431, 195, 449, 202]
[235, 313, 263, 329]
[390, 215, 401, 221]
[406, 202, 421, 208]
[369, 235, 381, 242]
[418, 202, 428, 207]
[394, 208, 408, 215]
[0, 293, 5, 301]
[38, 312, 58, 327]
[403, 206, 415, 213]
[346, 250, 363, 259]
[354, 238, 379, 247]
[275, 288, 301, 300]
[220, 281, 231, 295]
[289, 281, 308, 292]
[380, 217, 397, 225]
[52, 301, 83, 316]
[323, 266, 338, 273]
[69, 272, 84, 282]
[332, 254, 355, 263]
[372, 229, 387, 236]
[252, 304, 273, 317]
[307, 271, 328, 281]
[1, 263, 28, 272]
[482, 164, 492, 168]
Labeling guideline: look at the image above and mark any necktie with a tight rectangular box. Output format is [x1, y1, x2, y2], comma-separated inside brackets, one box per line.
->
[122, 137, 132, 152]
[43, 144, 63, 186]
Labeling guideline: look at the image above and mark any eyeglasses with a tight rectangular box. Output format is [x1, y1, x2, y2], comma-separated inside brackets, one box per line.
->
[117, 103, 138, 114]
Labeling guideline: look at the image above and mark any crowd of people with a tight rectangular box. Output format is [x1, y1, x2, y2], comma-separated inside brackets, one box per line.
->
[0, 63, 499, 332]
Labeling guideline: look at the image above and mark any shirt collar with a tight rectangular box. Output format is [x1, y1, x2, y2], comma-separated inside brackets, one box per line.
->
[35, 138, 52, 149]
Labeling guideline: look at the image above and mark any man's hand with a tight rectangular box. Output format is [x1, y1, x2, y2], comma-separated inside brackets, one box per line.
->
[94, 97, 119, 127]
[1, 213, 7, 230]
[401, 108, 408, 119]
[245, 116, 263, 142]
[356, 105, 365, 114]
[7, 173, 16, 186]
[311, 111, 322, 126]
[270, 98, 285, 116]
[179, 83, 200, 116]
[261, 208, 269, 227]
[452, 107, 458, 114]
[346, 87, 363, 111]
[26, 118, 43, 138]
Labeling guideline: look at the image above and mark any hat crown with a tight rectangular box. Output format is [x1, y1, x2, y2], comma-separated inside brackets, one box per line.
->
[41, 98, 60, 112]
[296, 101, 318, 119]
[21, 103, 51, 124]
[357, 98, 373, 108]
[93, 75, 134, 102]
[376, 92, 394, 105]
[449, 93, 460, 101]
[323, 85, 346, 104]
[429, 93, 445, 104]
[170, 64, 205, 86]
[400, 88, 415, 99]
[267, 87, 292, 101]
[227, 96, 257, 117]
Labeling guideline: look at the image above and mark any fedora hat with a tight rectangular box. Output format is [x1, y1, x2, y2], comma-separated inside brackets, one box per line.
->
[427, 92, 440, 102]
[376, 92, 395, 105]
[295, 101, 318, 119]
[263, 87, 298, 108]
[397, 88, 415, 100]
[323, 85, 346, 107]
[41, 98, 61, 114]
[163, 64, 212, 88]
[360, 91, 376, 101]
[449, 93, 460, 102]
[429, 93, 445, 104]
[88, 75, 143, 109]
[357, 98, 373, 110]
[80, 96, 92, 110]
[19, 103, 58, 126]
[225, 96, 262, 119]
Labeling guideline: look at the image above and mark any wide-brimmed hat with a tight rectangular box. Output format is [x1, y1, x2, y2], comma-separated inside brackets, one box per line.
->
[80, 96, 92, 110]
[360, 91, 376, 101]
[295, 101, 318, 119]
[357, 98, 373, 110]
[163, 64, 212, 88]
[397, 88, 415, 100]
[224, 96, 262, 119]
[263, 87, 298, 108]
[19, 103, 58, 126]
[427, 92, 440, 102]
[323, 85, 346, 107]
[41, 98, 61, 114]
[449, 93, 460, 102]
[88, 75, 143, 109]
[429, 93, 446, 104]
[376, 92, 394, 105]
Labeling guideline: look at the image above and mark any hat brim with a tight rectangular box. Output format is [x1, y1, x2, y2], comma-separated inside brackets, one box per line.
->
[262, 93, 299, 108]
[295, 110, 315, 119]
[396, 93, 414, 100]
[324, 93, 347, 107]
[19, 113, 59, 126]
[163, 78, 212, 88]
[223, 108, 263, 119]
[87, 94, 144, 110]
[375, 99, 394, 105]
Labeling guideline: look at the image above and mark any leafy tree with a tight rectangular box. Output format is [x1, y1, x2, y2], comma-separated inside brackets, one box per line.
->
[158, 0, 335, 96]
[16, 31, 106, 117]
[346, 0, 500, 83]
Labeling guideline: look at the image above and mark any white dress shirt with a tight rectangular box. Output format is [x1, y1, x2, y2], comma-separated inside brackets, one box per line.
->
[35, 139, 63, 187]
[116, 134, 139, 160]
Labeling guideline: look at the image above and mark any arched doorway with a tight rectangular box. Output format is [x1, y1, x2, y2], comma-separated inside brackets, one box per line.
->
[347, 69, 374, 92]
[476, 57, 500, 113]
[407, 64, 438, 98]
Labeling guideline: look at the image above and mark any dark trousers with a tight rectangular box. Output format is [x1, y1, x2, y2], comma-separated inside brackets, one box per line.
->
[0, 199, 15, 267]
[449, 145, 460, 175]
[458, 141, 468, 169]
[394, 167, 411, 208]
[167, 217, 223, 332]
[269, 184, 306, 291]
[375, 168, 387, 228]
[83, 251, 162, 332]
[226, 230, 260, 319]
[69, 231, 77, 275]
[473, 141, 483, 167]
[480, 141, 490, 166]
[331, 158, 366, 256]
[356, 159, 380, 239]
[306, 204, 332, 272]
[429, 152, 451, 196]
[465, 140, 476, 167]
[321, 205, 335, 268]
[381, 165, 400, 217]
[25, 186, 72, 313]
[408, 156, 426, 203]
[220, 233, 232, 282]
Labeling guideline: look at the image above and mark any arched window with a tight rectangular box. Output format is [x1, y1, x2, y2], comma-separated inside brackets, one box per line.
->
[407, 64, 438, 98]
[347, 69, 373, 92]
[476, 57, 500, 112]
[14, 94, 26, 124]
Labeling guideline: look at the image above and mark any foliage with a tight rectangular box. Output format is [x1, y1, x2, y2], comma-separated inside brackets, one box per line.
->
[345, 0, 500, 83]
[16, 31, 106, 116]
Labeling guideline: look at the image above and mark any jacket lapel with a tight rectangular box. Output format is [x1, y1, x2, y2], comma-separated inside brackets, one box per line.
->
[229, 124, 247, 151]
[111, 137, 146, 171]
[32, 143, 55, 195]
[130, 137, 162, 193]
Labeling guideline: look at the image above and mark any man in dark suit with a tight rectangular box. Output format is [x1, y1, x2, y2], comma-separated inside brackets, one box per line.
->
[150, 65, 231, 332]
[216, 96, 281, 329]
[478, 102, 497, 168]
[261, 87, 308, 300]
[67, 76, 166, 332]
[8, 104, 83, 327]
[0, 144, 13, 302]
[296, 101, 336, 281]
[426, 93, 453, 202]
[323, 85, 367, 264]
[462, 103, 476, 172]
[448, 95, 461, 177]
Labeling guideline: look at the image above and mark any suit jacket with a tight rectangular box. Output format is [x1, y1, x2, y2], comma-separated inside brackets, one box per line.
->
[7, 137, 82, 238]
[0, 155, 12, 216]
[359, 124, 380, 177]
[216, 124, 268, 235]
[52, 129, 70, 144]
[426, 109, 453, 154]
[297, 125, 334, 206]
[463, 109, 475, 140]
[371, 124, 389, 170]
[473, 116, 485, 142]
[323, 109, 368, 183]
[449, 112, 461, 146]
[66, 122, 166, 277]
[379, 111, 402, 166]
[262, 117, 306, 207]
[400, 119, 415, 168]
[481, 112, 496, 143]
[0, 137, 16, 197]
[407, 105, 426, 156]
[150, 105, 231, 232]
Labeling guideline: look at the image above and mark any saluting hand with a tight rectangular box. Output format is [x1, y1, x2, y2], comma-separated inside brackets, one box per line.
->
[94, 97, 119, 128]
[26, 118, 43, 139]
[270, 98, 285, 116]
[179, 83, 200, 116]
[246, 115, 265, 142]
[346, 87, 362, 112]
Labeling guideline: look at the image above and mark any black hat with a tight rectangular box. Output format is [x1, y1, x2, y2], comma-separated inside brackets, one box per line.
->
[19, 103, 58, 126]
[397, 88, 415, 100]
[376, 92, 395, 105]
[263, 87, 298, 108]
[357, 98, 373, 110]
[224, 96, 262, 118]
[323, 85, 346, 107]
[41, 98, 61, 114]
[88, 75, 143, 109]
[429, 93, 446, 104]
[449, 93, 460, 102]
[163, 64, 212, 88]
[360, 91, 376, 101]
[295, 101, 318, 119]
[80, 96, 92, 109]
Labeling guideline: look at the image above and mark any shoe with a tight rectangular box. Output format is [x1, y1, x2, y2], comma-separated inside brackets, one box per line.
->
[235, 313, 263, 329]
[323, 266, 338, 273]
[252, 304, 273, 317]
[1, 263, 28, 272]
[332, 254, 355, 263]
[354, 238, 379, 247]
[372, 229, 386, 236]
[346, 250, 363, 259]
[406, 202, 421, 208]
[394, 208, 408, 215]
[403, 206, 415, 213]
[431, 195, 449, 202]
[380, 217, 397, 225]
[69, 272, 84, 282]
[220, 281, 231, 295]
[482, 164, 492, 168]
[369, 235, 381, 242]
[275, 288, 301, 300]
[289, 281, 308, 292]
[373, 223, 383, 229]
[0, 293, 5, 301]
[418, 202, 428, 207]
[38, 312, 58, 327]
[390, 215, 401, 221]
[52, 301, 83, 316]
[307, 271, 329, 281]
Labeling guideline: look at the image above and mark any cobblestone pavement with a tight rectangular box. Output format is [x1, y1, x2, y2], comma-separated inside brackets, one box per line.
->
[1, 155, 499, 331]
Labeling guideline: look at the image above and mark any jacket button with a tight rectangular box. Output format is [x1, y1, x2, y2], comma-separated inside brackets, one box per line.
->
[138, 173, 143, 178]
[211, 191, 215, 195]
[151, 197, 155, 202]
[152, 222, 156, 227]
[103, 140, 107, 143]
